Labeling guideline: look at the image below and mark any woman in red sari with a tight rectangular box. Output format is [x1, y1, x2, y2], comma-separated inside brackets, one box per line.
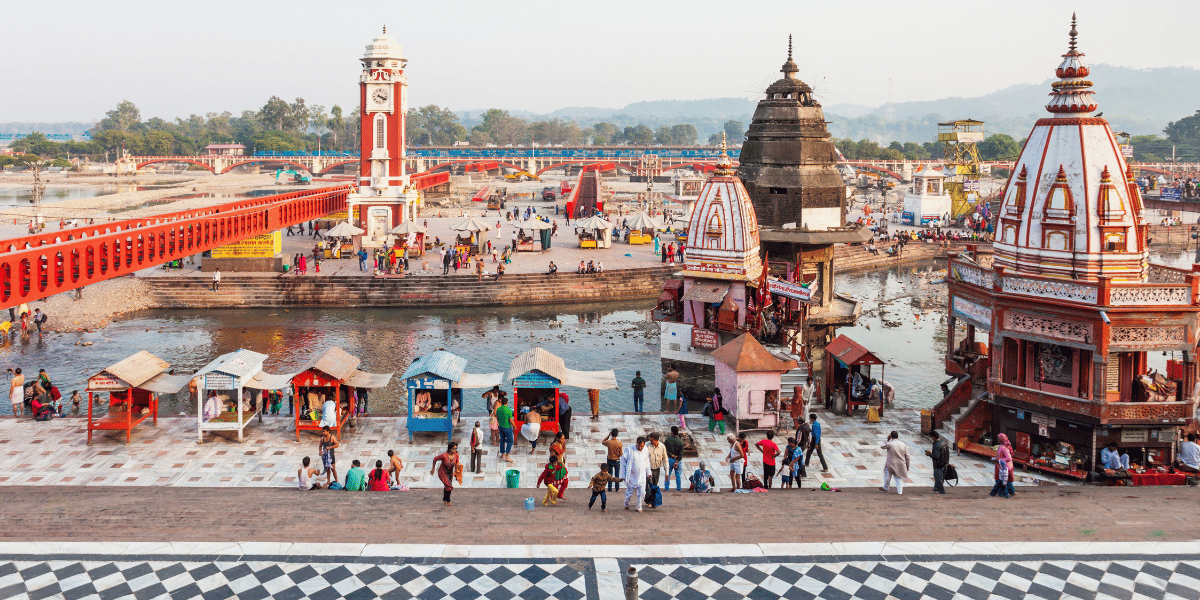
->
[367, 459, 390, 491]
[430, 442, 461, 506]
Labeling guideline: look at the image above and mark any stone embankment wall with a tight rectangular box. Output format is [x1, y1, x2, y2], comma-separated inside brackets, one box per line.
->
[835, 241, 983, 273]
[144, 266, 677, 308]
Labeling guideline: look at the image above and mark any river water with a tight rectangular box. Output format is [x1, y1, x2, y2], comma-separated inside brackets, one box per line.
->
[5, 250, 1185, 417]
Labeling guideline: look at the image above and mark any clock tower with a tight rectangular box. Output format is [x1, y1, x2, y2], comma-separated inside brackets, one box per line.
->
[348, 26, 420, 247]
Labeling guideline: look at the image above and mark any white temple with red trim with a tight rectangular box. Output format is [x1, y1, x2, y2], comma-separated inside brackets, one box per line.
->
[680, 139, 763, 282]
[941, 16, 1200, 480]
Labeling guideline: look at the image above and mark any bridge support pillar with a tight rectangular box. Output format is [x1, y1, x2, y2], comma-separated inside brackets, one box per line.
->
[901, 163, 913, 182]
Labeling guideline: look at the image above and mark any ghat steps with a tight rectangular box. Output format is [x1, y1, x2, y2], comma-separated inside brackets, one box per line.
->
[144, 265, 677, 308]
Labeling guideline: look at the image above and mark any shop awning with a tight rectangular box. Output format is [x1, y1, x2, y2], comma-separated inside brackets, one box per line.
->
[826, 334, 885, 366]
[244, 371, 298, 390]
[509, 348, 567, 382]
[345, 370, 393, 389]
[454, 372, 506, 389]
[681, 284, 728, 303]
[138, 373, 192, 394]
[561, 368, 618, 390]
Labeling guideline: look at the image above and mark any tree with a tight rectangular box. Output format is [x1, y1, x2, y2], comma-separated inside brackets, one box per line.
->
[622, 125, 653, 145]
[259, 96, 290, 131]
[326, 105, 345, 150]
[1164, 110, 1200, 143]
[723, 120, 746, 144]
[591, 122, 620, 144]
[669, 124, 698, 145]
[902, 142, 929, 160]
[470, 109, 527, 146]
[653, 126, 671, 145]
[707, 133, 723, 145]
[978, 133, 1020, 161]
[95, 100, 142, 132]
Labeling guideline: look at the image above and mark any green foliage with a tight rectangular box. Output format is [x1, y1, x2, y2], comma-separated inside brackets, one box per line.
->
[622, 124, 654, 145]
[1164, 110, 1200, 143]
[723, 120, 745, 143]
[977, 133, 1020, 161]
[408, 105, 467, 146]
[591, 122, 620, 144]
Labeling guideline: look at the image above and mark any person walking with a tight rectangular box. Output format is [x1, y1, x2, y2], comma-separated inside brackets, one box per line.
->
[705, 388, 726, 434]
[211, 269, 221, 292]
[469, 421, 484, 474]
[990, 433, 1014, 498]
[630, 371, 646, 412]
[647, 432, 667, 487]
[805, 413, 828, 472]
[621, 436, 651, 512]
[602, 429, 624, 491]
[664, 426, 684, 491]
[32, 309, 46, 336]
[430, 442, 461, 506]
[880, 431, 910, 495]
[792, 376, 816, 429]
[927, 430, 950, 494]
[495, 397, 515, 463]
[588, 464, 622, 511]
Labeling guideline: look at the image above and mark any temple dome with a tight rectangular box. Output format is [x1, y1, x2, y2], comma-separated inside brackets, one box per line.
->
[993, 16, 1146, 282]
[682, 139, 762, 281]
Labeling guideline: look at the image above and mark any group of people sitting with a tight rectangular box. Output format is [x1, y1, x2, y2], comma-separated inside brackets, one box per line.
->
[577, 260, 603, 274]
[298, 437, 408, 492]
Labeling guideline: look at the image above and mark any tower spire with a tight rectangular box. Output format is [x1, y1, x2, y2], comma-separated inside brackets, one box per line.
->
[788, 34, 793, 61]
[382, 24, 387, 34]
[780, 34, 799, 78]
[1068, 13, 1077, 53]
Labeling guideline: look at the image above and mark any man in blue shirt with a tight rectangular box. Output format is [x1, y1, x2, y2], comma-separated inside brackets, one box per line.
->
[805, 413, 828, 472]
[1100, 441, 1130, 471]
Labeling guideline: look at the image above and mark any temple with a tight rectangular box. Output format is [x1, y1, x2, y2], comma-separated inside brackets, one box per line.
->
[940, 16, 1200, 480]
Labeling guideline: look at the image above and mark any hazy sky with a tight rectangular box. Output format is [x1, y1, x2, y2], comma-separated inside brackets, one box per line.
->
[6, 0, 1199, 123]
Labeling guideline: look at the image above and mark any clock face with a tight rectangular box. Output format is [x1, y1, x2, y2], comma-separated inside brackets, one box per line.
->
[372, 88, 389, 104]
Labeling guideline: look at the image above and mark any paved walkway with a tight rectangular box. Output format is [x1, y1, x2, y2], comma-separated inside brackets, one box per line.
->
[0, 410, 1065, 490]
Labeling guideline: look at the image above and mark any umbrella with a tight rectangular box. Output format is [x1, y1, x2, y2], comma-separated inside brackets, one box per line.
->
[324, 221, 365, 237]
[575, 215, 614, 230]
[624, 212, 663, 230]
[449, 216, 492, 232]
[388, 220, 427, 235]
[519, 219, 553, 231]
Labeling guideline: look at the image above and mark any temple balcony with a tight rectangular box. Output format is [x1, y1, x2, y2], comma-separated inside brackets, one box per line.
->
[990, 380, 1194, 426]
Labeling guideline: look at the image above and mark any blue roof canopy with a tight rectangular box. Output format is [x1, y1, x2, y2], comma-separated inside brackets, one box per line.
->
[402, 350, 468, 382]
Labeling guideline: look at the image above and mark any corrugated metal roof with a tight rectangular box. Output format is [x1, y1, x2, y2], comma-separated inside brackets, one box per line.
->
[344, 370, 393, 389]
[244, 371, 297, 390]
[508, 347, 566, 382]
[100, 351, 170, 389]
[194, 349, 268, 380]
[296, 347, 361, 381]
[712, 334, 798, 372]
[825, 334, 884, 366]
[402, 350, 468, 382]
[139, 372, 191, 394]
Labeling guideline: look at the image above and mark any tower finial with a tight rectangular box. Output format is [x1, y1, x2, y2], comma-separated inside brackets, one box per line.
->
[382, 24, 387, 34]
[788, 34, 793, 61]
[1068, 13, 1077, 53]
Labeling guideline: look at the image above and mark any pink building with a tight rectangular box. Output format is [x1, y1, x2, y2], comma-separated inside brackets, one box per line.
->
[713, 333, 797, 434]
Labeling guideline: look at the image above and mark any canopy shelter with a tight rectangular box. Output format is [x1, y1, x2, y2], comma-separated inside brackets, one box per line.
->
[625, 212, 663, 244]
[324, 221, 365, 238]
[508, 347, 616, 439]
[388, 220, 427, 259]
[402, 350, 505, 442]
[291, 347, 393, 440]
[86, 351, 189, 445]
[824, 334, 887, 417]
[517, 218, 553, 251]
[712, 334, 798, 435]
[195, 349, 290, 443]
[450, 216, 491, 255]
[574, 215, 613, 249]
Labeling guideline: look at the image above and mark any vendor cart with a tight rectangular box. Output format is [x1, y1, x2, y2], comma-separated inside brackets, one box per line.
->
[195, 349, 293, 443]
[824, 334, 887, 417]
[292, 347, 392, 440]
[508, 347, 616, 437]
[402, 350, 505, 442]
[86, 351, 190, 445]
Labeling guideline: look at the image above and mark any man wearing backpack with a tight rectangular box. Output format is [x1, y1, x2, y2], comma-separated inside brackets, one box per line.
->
[928, 430, 950, 494]
[32, 309, 47, 336]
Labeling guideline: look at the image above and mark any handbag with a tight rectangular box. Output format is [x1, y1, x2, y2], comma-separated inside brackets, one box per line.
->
[943, 463, 959, 486]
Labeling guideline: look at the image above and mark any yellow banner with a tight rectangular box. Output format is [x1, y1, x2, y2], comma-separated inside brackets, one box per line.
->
[211, 231, 282, 258]
[327, 210, 349, 220]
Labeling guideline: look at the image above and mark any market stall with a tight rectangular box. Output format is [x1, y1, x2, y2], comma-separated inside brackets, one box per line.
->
[292, 347, 393, 440]
[86, 351, 190, 445]
[508, 347, 616, 436]
[449, 216, 491, 256]
[388, 220, 427, 259]
[323, 221, 365, 258]
[574, 215, 613, 249]
[824, 334, 886, 417]
[195, 349, 293, 443]
[713, 334, 798, 435]
[513, 219, 552, 252]
[624, 212, 662, 245]
[402, 350, 505, 442]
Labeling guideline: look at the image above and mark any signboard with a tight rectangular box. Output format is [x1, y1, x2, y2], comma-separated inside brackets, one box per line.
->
[327, 210, 349, 221]
[87, 374, 127, 391]
[211, 231, 282, 258]
[691, 327, 719, 350]
[767, 278, 817, 303]
[204, 373, 236, 390]
[1120, 428, 1148, 443]
[1120, 145, 1133, 157]
[1160, 188, 1182, 201]
[1030, 412, 1053, 436]
[901, 211, 915, 225]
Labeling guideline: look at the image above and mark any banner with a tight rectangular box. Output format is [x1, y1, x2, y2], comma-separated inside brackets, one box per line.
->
[211, 231, 282, 258]
[88, 374, 126, 391]
[767, 278, 817, 303]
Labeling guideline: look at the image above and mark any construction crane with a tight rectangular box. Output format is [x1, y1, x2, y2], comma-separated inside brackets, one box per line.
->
[938, 119, 984, 218]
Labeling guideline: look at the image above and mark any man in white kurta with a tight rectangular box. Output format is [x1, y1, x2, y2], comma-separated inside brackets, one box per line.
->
[621, 436, 651, 512]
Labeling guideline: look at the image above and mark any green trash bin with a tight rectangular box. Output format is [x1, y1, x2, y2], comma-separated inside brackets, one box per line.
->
[505, 469, 520, 488]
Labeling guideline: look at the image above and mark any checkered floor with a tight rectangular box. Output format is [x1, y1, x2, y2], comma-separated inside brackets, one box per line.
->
[0, 558, 589, 600]
[3, 552, 1197, 600]
[630, 558, 1200, 600]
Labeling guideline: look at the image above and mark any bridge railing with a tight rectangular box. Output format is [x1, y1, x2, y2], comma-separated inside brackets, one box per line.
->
[0, 185, 351, 306]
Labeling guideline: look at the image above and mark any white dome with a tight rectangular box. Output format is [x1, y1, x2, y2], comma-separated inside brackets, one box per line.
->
[363, 27, 406, 62]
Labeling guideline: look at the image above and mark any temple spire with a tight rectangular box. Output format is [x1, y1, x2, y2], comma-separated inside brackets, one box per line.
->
[1068, 13, 1077, 53]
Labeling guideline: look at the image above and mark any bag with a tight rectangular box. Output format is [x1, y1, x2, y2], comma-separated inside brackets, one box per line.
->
[701, 403, 713, 418]
[743, 475, 763, 490]
[647, 483, 662, 508]
[943, 463, 959, 485]
[328, 481, 343, 490]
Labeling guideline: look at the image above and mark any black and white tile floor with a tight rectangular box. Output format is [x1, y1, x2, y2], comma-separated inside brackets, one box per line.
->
[1, 543, 1197, 599]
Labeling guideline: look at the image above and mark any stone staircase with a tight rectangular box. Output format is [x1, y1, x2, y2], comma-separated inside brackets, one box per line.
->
[144, 266, 676, 308]
[835, 241, 979, 273]
[779, 363, 812, 400]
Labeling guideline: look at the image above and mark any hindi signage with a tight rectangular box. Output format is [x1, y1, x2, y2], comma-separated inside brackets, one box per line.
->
[211, 231, 282, 258]
[87, 374, 127, 391]
[767, 278, 817, 303]
[204, 373, 236, 390]
[691, 328, 719, 350]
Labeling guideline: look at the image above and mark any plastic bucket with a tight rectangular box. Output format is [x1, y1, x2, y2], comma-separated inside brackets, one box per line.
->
[524, 497, 535, 510]
[505, 469, 520, 488]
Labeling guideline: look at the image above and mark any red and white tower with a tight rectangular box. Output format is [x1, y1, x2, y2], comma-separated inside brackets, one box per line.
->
[358, 26, 407, 190]
[348, 26, 420, 246]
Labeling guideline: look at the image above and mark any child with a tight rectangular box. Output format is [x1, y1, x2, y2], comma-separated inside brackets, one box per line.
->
[781, 438, 801, 489]
[70, 390, 81, 412]
[588, 463, 623, 511]
[470, 421, 484, 474]
[538, 455, 567, 506]
[388, 449, 404, 486]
